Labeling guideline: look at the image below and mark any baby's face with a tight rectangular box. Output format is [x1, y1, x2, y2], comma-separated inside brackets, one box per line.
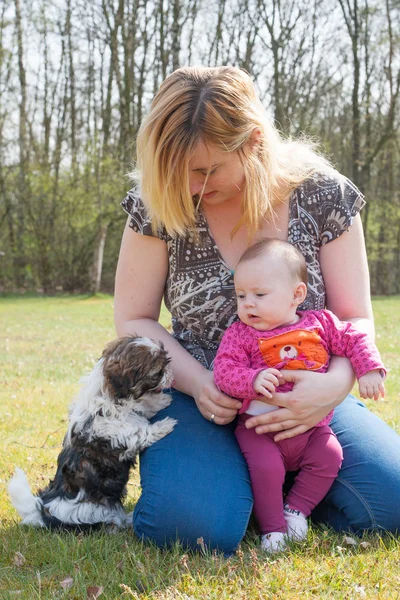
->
[234, 254, 301, 331]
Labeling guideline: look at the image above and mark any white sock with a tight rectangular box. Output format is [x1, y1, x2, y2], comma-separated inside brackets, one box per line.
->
[260, 532, 287, 553]
[283, 504, 308, 541]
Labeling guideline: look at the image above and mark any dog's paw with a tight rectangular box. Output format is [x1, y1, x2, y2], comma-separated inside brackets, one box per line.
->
[105, 511, 133, 530]
[151, 417, 177, 440]
[124, 511, 133, 526]
[156, 392, 173, 410]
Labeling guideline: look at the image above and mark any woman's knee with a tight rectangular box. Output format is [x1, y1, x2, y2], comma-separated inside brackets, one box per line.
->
[133, 389, 253, 552]
[321, 473, 400, 533]
[322, 395, 400, 533]
[133, 481, 251, 553]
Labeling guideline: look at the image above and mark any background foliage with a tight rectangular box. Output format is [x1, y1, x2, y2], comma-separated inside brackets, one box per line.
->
[0, 0, 399, 294]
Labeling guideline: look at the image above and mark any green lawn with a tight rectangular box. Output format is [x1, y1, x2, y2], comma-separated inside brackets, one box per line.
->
[1, 294, 399, 599]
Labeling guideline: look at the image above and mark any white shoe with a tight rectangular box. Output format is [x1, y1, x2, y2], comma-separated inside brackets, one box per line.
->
[260, 532, 287, 553]
[283, 504, 308, 541]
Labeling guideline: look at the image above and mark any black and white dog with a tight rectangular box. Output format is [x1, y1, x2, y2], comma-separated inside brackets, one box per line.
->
[8, 336, 176, 530]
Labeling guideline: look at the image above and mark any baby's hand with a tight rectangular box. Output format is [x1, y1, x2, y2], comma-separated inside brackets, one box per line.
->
[358, 370, 385, 401]
[253, 368, 283, 399]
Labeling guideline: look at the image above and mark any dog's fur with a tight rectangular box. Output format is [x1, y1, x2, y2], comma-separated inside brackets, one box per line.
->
[8, 336, 176, 530]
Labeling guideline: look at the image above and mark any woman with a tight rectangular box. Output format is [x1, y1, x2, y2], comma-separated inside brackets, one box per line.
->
[114, 66, 400, 553]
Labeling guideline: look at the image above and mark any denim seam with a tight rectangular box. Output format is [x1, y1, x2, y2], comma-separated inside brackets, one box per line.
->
[335, 475, 377, 530]
[239, 496, 254, 546]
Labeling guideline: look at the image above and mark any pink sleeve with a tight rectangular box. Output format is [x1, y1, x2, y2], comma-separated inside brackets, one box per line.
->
[214, 323, 264, 399]
[318, 310, 386, 380]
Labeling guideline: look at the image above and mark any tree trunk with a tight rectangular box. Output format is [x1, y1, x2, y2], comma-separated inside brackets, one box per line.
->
[90, 222, 109, 294]
[14, 0, 27, 285]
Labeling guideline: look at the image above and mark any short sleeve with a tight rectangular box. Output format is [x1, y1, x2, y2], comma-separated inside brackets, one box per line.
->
[121, 187, 168, 241]
[317, 174, 365, 246]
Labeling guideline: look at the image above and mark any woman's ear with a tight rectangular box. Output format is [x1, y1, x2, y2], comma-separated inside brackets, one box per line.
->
[248, 128, 262, 150]
[293, 282, 307, 306]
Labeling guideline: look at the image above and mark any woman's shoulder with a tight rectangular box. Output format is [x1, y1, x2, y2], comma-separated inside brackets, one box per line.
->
[121, 187, 150, 231]
[121, 187, 169, 241]
[295, 170, 364, 210]
[121, 186, 142, 212]
[292, 170, 365, 244]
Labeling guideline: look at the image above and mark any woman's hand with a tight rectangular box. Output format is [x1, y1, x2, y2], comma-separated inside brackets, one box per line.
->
[192, 370, 242, 425]
[245, 365, 352, 441]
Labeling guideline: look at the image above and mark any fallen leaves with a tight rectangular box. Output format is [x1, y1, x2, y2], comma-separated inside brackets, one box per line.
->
[343, 536, 358, 547]
[342, 536, 372, 550]
[354, 584, 367, 597]
[59, 574, 107, 597]
[60, 576, 74, 591]
[13, 552, 26, 567]
[87, 585, 104, 599]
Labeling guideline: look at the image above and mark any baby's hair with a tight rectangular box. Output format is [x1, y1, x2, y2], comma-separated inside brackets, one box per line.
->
[236, 238, 308, 285]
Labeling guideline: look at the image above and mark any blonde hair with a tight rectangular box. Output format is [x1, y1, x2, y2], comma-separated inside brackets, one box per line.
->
[136, 65, 335, 237]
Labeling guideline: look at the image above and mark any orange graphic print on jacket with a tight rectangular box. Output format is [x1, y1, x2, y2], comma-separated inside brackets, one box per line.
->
[258, 329, 329, 371]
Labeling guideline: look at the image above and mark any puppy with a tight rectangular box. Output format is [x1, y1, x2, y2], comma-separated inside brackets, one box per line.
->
[8, 336, 176, 530]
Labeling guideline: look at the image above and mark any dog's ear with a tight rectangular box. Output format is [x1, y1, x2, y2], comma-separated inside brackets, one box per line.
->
[108, 368, 141, 400]
[102, 337, 133, 360]
[101, 336, 170, 401]
[109, 363, 162, 400]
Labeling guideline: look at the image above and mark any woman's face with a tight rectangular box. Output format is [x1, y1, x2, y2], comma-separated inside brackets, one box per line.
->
[188, 140, 246, 206]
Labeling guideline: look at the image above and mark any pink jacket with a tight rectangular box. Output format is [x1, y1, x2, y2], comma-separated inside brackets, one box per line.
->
[214, 310, 385, 421]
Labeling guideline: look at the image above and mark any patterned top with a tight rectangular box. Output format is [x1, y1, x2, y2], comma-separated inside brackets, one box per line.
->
[213, 310, 385, 417]
[121, 172, 365, 370]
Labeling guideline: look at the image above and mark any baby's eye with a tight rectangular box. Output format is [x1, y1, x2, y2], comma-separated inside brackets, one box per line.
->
[256, 293, 266, 298]
[236, 294, 245, 300]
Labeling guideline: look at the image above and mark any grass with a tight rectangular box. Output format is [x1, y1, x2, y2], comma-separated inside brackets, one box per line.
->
[0, 294, 399, 599]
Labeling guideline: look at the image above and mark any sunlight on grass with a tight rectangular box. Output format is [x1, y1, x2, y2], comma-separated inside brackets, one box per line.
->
[0, 294, 399, 599]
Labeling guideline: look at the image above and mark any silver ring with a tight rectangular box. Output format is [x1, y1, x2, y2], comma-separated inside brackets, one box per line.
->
[210, 413, 216, 424]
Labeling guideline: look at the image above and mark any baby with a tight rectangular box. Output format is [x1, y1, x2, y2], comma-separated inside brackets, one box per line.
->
[214, 238, 386, 552]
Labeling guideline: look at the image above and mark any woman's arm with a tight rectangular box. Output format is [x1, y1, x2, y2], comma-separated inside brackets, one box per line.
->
[114, 220, 241, 424]
[245, 214, 374, 440]
[322, 214, 374, 337]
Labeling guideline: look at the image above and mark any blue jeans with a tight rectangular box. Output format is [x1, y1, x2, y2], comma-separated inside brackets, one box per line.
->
[133, 391, 400, 553]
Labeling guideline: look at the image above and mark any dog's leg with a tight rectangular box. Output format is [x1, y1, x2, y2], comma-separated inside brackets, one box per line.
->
[156, 392, 173, 411]
[137, 391, 174, 418]
[44, 495, 129, 529]
[146, 417, 177, 444]
[124, 511, 133, 526]
[120, 417, 177, 461]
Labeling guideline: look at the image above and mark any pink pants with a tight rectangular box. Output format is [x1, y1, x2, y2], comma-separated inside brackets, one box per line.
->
[235, 415, 343, 534]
